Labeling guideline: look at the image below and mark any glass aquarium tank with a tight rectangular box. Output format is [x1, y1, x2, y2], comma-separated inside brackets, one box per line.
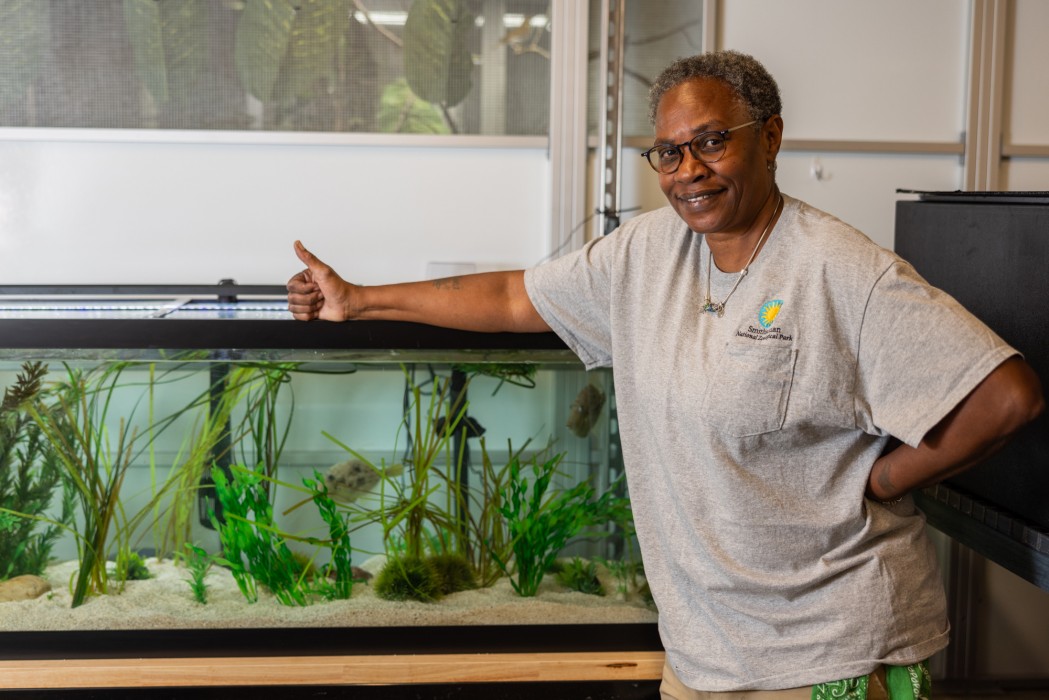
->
[0, 285, 658, 694]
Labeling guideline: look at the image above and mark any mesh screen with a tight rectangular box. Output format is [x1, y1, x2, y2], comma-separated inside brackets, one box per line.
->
[0, 0, 552, 136]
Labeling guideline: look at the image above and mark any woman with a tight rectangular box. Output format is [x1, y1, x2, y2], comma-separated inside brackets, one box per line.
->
[287, 51, 1043, 698]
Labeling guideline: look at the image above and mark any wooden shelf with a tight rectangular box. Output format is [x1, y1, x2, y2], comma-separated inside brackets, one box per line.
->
[0, 651, 665, 690]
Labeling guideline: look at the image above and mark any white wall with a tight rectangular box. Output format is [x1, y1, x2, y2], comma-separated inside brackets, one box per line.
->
[717, 0, 970, 248]
[617, 0, 975, 249]
[1002, 0, 1049, 189]
[0, 137, 551, 285]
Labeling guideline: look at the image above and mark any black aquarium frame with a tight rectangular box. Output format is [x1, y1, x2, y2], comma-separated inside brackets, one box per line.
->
[0, 283, 570, 354]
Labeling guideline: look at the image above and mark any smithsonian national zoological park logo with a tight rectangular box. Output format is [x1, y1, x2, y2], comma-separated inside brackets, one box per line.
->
[736, 299, 793, 341]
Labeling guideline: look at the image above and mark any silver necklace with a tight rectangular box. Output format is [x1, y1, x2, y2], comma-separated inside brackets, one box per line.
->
[702, 195, 784, 317]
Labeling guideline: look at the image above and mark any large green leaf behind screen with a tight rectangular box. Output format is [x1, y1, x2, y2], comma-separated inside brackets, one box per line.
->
[403, 0, 474, 108]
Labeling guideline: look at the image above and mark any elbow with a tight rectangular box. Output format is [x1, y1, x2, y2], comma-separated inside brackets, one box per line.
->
[999, 359, 1045, 435]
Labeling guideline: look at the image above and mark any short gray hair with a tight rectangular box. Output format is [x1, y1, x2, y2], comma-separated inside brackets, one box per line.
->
[648, 50, 782, 126]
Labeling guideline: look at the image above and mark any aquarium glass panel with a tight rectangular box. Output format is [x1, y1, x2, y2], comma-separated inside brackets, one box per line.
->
[0, 349, 652, 635]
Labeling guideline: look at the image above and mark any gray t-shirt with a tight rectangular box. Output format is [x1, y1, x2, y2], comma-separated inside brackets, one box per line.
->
[524, 195, 1016, 691]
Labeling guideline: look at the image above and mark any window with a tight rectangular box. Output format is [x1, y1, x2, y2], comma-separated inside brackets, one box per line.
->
[0, 0, 551, 136]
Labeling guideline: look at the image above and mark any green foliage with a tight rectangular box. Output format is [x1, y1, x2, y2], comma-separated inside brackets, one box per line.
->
[123, 0, 209, 105]
[208, 463, 354, 607]
[374, 554, 441, 603]
[453, 363, 538, 394]
[113, 548, 152, 582]
[429, 552, 476, 595]
[307, 471, 354, 600]
[494, 452, 631, 597]
[555, 557, 604, 597]
[210, 463, 308, 606]
[324, 367, 464, 563]
[322, 370, 541, 589]
[28, 363, 142, 607]
[234, 0, 296, 102]
[377, 79, 450, 134]
[273, 0, 352, 101]
[403, 0, 474, 113]
[184, 543, 213, 604]
[152, 361, 299, 561]
[598, 557, 635, 599]
[0, 0, 49, 108]
[0, 362, 74, 581]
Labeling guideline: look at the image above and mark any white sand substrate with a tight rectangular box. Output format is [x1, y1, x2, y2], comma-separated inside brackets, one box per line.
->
[0, 558, 658, 632]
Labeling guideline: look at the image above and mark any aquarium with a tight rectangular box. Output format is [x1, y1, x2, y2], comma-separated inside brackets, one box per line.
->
[0, 287, 658, 686]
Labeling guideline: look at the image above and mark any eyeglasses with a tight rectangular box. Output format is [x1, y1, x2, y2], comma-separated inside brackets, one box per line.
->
[641, 120, 758, 174]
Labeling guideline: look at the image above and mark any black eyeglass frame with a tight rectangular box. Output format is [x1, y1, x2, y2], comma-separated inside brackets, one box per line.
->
[640, 119, 759, 174]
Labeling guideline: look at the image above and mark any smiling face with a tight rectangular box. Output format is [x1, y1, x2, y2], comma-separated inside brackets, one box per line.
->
[654, 77, 782, 240]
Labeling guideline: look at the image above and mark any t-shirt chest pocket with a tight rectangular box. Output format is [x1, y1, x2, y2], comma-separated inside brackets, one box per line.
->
[701, 342, 798, 437]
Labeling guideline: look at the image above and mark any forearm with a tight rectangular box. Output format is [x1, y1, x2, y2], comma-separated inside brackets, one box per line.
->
[867, 356, 1044, 501]
[353, 270, 551, 333]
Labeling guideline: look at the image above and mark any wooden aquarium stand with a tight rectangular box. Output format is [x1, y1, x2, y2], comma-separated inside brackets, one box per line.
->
[0, 650, 665, 690]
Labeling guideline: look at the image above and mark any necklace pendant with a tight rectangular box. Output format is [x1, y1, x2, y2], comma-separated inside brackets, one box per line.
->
[702, 300, 724, 316]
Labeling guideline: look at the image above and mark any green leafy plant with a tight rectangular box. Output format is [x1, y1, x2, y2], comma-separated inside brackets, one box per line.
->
[307, 472, 354, 600]
[210, 463, 309, 606]
[598, 557, 638, 599]
[377, 78, 451, 134]
[403, 0, 475, 133]
[322, 367, 466, 564]
[494, 451, 631, 597]
[554, 557, 605, 597]
[0, 361, 75, 581]
[320, 369, 540, 588]
[149, 361, 301, 561]
[112, 548, 151, 582]
[184, 543, 213, 605]
[453, 363, 538, 394]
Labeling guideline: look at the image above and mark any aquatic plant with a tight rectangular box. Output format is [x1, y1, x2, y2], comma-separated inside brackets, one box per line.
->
[321, 370, 542, 588]
[373, 554, 442, 603]
[0, 362, 75, 580]
[321, 367, 466, 564]
[184, 543, 213, 604]
[210, 463, 309, 606]
[235, 363, 298, 489]
[156, 362, 301, 560]
[494, 451, 631, 597]
[305, 471, 354, 600]
[27, 363, 146, 607]
[429, 551, 476, 594]
[150, 363, 252, 561]
[457, 437, 522, 587]
[452, 362, 538, 394]
[597, 557, 641, 600]
[555, 557, 605, 596]
[113, 548, 152, 582]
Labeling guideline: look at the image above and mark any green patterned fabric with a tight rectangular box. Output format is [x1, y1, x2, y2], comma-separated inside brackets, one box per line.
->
[811, 674, 868, 699]
[885, 662, 931, 699]
[810, 661, 930, 700]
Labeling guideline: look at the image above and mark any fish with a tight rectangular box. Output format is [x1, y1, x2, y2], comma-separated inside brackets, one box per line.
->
[324, 459, 404, 503]
[566, 383, 606, 438]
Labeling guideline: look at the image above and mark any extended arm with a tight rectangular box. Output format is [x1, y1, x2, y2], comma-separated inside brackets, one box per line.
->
[867, 355, 1045, 501]
[286, 241, 551, 333]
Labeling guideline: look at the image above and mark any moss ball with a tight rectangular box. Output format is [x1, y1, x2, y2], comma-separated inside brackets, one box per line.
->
[374, 555, 442, 603]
